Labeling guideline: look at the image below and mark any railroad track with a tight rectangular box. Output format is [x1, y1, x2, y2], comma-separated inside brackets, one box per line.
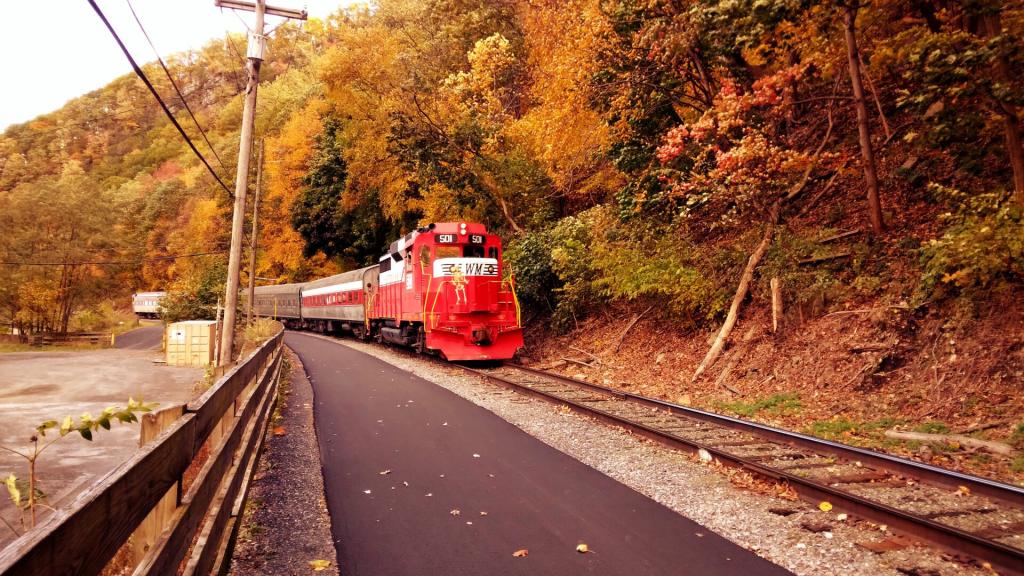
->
[461, 363, 1024, 575]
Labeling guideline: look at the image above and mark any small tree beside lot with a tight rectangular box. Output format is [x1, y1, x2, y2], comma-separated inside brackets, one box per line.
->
[1, 398, 157, 536]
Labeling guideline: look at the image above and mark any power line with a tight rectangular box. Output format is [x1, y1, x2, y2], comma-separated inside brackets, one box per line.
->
[85, 0, 233, 197]
[0, 250, 228, 267]
[123, 0, 229, 174]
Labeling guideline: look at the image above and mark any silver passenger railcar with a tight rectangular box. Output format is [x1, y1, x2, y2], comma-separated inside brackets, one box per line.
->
[132, 291, 166, 319]
[252, 283, 304, 326]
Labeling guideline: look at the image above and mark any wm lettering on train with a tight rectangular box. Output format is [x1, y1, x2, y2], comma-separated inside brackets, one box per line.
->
[442, 262, 497, 276]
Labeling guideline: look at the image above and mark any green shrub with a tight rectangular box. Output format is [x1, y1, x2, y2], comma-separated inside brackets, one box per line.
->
[504, 229, 558, 317]
[548, 211, 600, 332]
[244, 318, 280, 345]
[540, 207, 726, 332]
[919, 185, 1024, 300]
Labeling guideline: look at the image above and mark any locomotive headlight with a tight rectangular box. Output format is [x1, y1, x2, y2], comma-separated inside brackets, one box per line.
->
[459, 222, 467, 236]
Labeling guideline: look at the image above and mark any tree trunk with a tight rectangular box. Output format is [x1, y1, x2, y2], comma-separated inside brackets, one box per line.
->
[494, 193, 524, 234]
[979, 11, 1024, 205]
[843, 2, 885, 234]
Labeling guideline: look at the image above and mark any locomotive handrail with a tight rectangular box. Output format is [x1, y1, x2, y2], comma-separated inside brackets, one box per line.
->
[426, 279, 453, 330]
[422, 274, 434, 332]
[508, 274, 521, 327]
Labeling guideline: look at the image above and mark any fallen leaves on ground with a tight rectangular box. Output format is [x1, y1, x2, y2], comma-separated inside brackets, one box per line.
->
[576, 543, 590, 553]
[273, 426, 287, 436]
[309, 559, 331, 571]
[379, 469, 392, 475]
[818, 501, 833, 512]
[450, 509, 460, 516]
[512, 549, 529, 558]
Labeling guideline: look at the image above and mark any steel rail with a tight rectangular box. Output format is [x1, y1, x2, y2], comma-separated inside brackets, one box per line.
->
[462, 363, 1024, 576]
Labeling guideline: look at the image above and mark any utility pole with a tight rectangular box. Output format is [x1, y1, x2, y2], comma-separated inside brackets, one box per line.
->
[246, 140, 264, 326]
[216, 0, 306, 366]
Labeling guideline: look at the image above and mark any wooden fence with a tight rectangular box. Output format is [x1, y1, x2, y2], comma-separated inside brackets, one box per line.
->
[0, 328, 285, 575]
[29, 332, 112, 346]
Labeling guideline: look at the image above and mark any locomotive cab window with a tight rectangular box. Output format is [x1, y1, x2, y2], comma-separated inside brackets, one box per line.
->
[488, 247, 498, 259]
[380, 258, 392, 273]
[464, 245, 484, 258]
[419, 246, 431, 272]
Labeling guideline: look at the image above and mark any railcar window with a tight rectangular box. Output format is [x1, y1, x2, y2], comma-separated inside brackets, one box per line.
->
[436, 246, 460, 259]
[380, 258, 392, 273]
[465, 245, 484, 258]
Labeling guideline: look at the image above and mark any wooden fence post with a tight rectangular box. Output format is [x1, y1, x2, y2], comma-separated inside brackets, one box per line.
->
[130, 405, 185, 565]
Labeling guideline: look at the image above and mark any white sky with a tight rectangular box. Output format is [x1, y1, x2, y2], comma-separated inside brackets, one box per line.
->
[1, 0, 355, 131]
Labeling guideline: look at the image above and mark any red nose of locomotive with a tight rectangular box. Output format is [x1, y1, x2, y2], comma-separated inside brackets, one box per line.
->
[419, 223, 523, 361]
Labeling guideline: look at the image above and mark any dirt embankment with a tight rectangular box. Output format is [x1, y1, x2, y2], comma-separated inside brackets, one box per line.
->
[519, 289, 1024, 485]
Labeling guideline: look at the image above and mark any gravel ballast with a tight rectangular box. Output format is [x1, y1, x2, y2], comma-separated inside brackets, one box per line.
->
[321, 335, 990, 576]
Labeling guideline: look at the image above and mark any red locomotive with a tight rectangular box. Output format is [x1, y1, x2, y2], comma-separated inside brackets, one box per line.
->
[253, 222, 523, 361]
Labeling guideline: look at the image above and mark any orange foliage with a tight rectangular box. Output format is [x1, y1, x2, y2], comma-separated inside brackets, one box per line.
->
[260, 98, 339, 282]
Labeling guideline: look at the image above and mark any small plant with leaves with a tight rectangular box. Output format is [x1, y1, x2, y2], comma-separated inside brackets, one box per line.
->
[1, 398, 157, 536]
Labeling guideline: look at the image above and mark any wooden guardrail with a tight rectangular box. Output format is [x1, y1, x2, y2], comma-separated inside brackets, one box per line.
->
[0, 327, 285, 575]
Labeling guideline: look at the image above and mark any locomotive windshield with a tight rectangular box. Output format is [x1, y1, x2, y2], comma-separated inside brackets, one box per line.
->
[436, 246, 461, 259]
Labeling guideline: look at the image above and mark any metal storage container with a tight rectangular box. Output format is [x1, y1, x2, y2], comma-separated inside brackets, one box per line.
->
[165, 320, 217, 367]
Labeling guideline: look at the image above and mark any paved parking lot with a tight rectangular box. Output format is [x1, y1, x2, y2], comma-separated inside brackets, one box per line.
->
[0, 327, 200, 546]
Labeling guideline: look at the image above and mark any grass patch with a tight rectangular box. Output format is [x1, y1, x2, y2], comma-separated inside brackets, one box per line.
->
[719, 393, 802, 418]
[1012, 456, 1024, 474]
[1010, 423, 1024, 450]
[914, 421, 951, 434]
[806, 417, 905, 444]
[0, 342, 35, 353]
[807, 419, 858, 438]
[0, 340, 111, 353]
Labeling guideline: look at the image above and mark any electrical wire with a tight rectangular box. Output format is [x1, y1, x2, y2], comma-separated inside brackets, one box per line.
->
[0, 250, 228, 267]
[85, 0, 233, 197]
[123, 0, 229, 175]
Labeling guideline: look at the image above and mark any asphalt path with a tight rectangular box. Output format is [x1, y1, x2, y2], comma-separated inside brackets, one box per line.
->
[114, 322, 164, 350]
[287, 332, 793, 576]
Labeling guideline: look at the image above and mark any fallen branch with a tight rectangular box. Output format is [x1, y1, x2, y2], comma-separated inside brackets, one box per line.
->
[560, 357, 594, 369]
[569, 346, 602, 364]
[798, 252, 852, 266]
[786, 106, 835, 202]
[849, 342, 892, 353]
[797, 159, 849, 218]
[693, 205, 778, 382]
[819, 229, 862, 244]
[824, 304, 910, 317]
[884, 430, 1017, 457]
[714, 355, 743, 396]
[613, 305, 654, 353]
